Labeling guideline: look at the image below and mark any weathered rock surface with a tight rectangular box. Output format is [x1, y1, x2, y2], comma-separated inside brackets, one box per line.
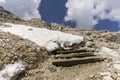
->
[0, 6, 120, 80]
[0, 6, 21, 22]
[0, 32, 48, 70]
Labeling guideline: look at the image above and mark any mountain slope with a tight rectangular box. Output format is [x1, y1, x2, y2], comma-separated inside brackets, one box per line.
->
[0, 6, 120, 80]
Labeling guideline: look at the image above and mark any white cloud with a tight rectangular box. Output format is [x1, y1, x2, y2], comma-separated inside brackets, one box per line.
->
[65, 0, 120, 29]
[0, 0, 41, 20]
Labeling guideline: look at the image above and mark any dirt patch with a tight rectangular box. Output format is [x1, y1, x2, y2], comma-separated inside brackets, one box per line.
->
[21, 59, 106, 80]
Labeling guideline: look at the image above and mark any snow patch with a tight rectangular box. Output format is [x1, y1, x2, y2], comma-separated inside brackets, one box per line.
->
[98, 47, 119, 60]
[0, 61, 25, 80]
[99, 72, 112, 76]
[113, 64, 120, 70]
[0, 23, 84, 51]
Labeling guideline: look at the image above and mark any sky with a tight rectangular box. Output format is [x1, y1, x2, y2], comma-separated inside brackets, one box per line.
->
[0, 0, 41, 19]
[0, 0, 120, 32]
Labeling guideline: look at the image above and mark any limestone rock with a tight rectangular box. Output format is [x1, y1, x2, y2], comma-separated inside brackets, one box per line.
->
[0, 32, 48, 70]
[0, 5, 120, 80]
[102, 76, 113, 80]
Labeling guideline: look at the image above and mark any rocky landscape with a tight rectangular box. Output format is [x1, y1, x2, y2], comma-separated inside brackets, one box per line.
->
[0, 6, 120, 80]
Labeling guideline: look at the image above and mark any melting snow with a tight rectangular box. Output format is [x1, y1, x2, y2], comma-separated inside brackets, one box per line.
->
[98, 47, 119, 60]
[0, 23, 84, 51]
[113, 64, 120, 70]
[99, 72, 112, 76]
[0, 61, 25, 80]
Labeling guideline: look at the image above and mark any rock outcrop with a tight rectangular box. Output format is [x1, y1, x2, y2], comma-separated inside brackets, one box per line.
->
[0, 6, 21, 22]
[0, 6, 120, 80]
[0, 32, 48, 70]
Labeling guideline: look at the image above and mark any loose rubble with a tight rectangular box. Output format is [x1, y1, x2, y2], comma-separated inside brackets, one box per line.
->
[0, 6, 120, 80]
[0, 32, 48, 70]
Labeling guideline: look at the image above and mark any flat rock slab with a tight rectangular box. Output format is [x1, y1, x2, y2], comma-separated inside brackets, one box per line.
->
[56, 48, 95, 54]
[52, 56, 104, 67]
[55, 53, 95, 59]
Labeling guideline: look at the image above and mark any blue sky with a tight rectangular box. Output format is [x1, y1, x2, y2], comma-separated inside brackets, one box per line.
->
[39, 0, 120, 32]
[0, 0, 120, 32]
[39, 0, 76, 27]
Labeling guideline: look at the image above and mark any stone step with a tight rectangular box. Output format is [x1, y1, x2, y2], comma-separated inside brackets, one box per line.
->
[56, 48, 95, 54]
[55, 52, 95, 59]
[52, 56, 104, 66]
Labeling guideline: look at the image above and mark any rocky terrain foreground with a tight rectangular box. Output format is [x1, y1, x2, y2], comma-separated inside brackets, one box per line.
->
[0, 6, 120, 80]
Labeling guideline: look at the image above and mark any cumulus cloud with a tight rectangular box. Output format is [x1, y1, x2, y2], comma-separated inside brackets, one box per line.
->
[0, 0, 41, 20]
[65, 0, 120, 29]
